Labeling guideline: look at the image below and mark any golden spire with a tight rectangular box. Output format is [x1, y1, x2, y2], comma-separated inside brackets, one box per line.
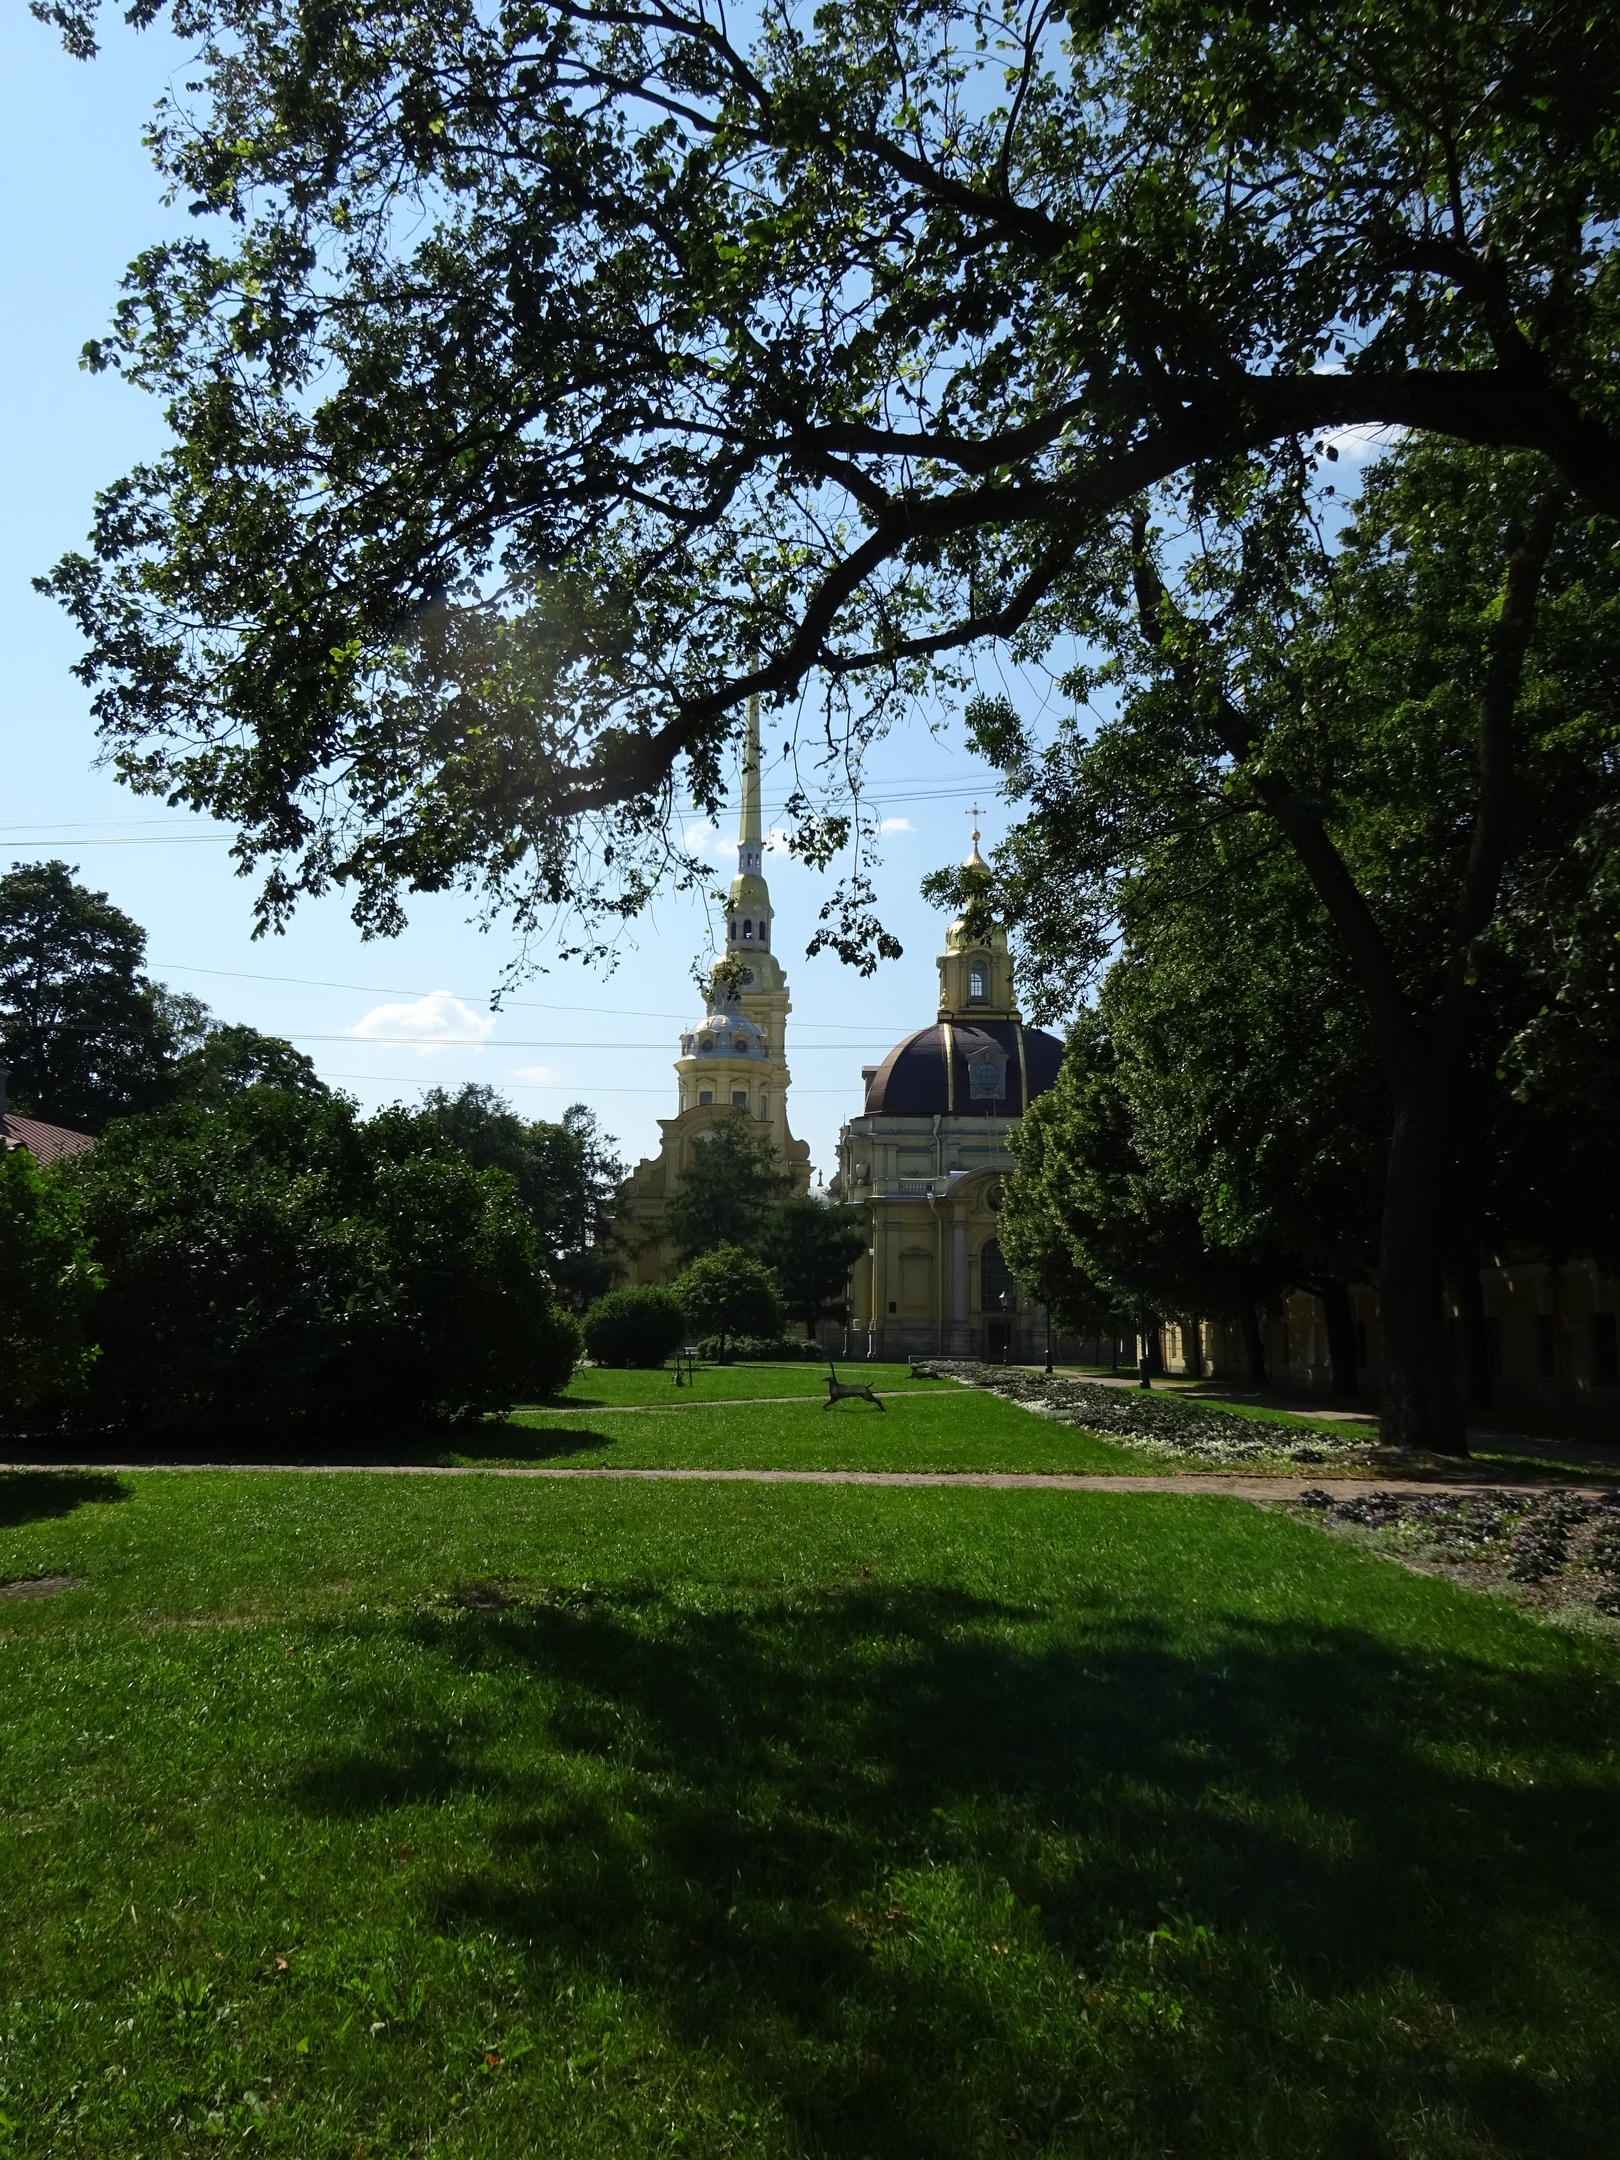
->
[739, 693, 763, 851]
[965, 803, 987, 866]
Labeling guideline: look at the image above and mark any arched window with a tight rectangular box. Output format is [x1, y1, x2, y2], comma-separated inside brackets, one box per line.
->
[758, 921, 768, 947]
[968, 962, 988, 1000]
[743, 919, 754, 939]
[981, 1240, 1014, 1311]
[732, 1090, 748, 1109]
[728, 919, 737, 940]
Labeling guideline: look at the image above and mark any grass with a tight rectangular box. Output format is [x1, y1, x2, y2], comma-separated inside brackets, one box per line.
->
[2, 1459, 1620, 2158]
[478, 1386, 1142, 1474]
[551, 1360, 947, 1409]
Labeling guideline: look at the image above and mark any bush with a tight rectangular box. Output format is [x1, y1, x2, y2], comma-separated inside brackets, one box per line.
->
[582, 1284, 688, 1368]
[670, 1245, 784, 1358]
[692, 1335, 825, 1362]
[71, 1089, 580, 1432]
[0, 1148, 101, 1425]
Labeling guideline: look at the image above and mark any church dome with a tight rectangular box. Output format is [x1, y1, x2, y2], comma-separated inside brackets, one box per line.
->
[680, 1003, 768, 1061]
[863, 1018, 1062, 1117]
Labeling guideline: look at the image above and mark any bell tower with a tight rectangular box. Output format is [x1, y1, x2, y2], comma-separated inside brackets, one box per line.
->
[936, 818, 1018, 1021]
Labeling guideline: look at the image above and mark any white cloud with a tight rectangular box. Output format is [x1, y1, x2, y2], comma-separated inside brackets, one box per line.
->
[683, 817, 739, 859]
[878, 816, 914, 834]
[349, 990, 496, 1056]
[511, 1063, 556, 1083]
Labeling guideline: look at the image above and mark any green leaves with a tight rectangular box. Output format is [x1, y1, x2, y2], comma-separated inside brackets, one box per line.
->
[38, 0, 1620, 948]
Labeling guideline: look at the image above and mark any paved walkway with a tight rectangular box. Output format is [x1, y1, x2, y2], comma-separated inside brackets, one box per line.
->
[6, 1463, 1612, 1501]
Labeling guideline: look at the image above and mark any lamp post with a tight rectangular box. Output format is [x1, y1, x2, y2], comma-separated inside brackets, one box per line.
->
[1044, 1305, 1054, 1377]
[1137, 1298, 1152, 1390]
[998, 1289, 1011, 1365]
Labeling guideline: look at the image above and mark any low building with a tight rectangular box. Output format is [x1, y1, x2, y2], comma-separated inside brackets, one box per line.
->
[0, 1062, 95, 1165]
[831, 835, 1065, 1362]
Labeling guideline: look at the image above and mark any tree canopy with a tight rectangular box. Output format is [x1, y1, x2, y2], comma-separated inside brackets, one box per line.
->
[36, 0, 1620, 945]
[671, 1244, 784, 1357]
[0, 1147, 102, 1424]
[967, 439, 1620, 1442]
[0, 860, 177, 1128]
[398, 1084, 626, 1302]
[756, 1195, 866, 1335]
[660, 1112, 791, 1262]
[73, 1088, 581, 1431]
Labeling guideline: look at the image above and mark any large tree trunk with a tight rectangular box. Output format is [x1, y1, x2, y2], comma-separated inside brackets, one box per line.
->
[1318, 1277, 1360, 1398]
[1453, 1259, 1494, 1412]
[1241, 1302, 1268, 1385]
[1377, 1090, 1468, 1453]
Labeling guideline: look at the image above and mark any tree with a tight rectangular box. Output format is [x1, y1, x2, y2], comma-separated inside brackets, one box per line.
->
[0, 860, 175, 1128]
[670, 1246, 784, 1360]
[401, 1085, 625, 1304]
[1001, 1006, 1281, 1382]
[36, 0, 1620, 951]
[756, 1196, 867, 1338]
[661, 1113, 790, 1263]
[582, 1284, 688, 1369]
[168, 1022, 327, 1103]
[0, 1148, 101, 1423]
[960, 442, 1620, 1448]
[72, 1089, 580, 1431]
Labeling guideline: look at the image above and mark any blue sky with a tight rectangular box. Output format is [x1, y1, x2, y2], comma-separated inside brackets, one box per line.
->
[0, 7, 1075, 1180]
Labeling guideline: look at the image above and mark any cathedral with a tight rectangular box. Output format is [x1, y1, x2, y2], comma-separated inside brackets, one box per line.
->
[828, 826, 1066, 1361]
[617, 699, 812, 1279]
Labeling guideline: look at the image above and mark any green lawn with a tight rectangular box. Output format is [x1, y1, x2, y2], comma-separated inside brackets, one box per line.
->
[550, 1359, 946, 1409]
[3, 1465, 1619, 2157]
[481, 1386, 1142, 1475]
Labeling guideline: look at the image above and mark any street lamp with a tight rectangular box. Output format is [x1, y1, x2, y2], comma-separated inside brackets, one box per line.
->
[998, 1289, 1011, 1365]
[1044, 1304, 1054, 1376]
[1137, 1298, 1152, 1390]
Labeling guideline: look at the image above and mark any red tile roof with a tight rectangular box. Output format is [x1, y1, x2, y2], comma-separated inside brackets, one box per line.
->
[1, 1114, 96, 1164]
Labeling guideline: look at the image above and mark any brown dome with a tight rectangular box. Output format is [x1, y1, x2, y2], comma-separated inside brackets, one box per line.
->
[863, 1020, 1062, 1117]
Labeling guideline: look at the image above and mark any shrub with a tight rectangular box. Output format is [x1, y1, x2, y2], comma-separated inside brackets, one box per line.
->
[71, 1089, 580, 1432]
[0, 1148, 101, 1425]
[670, 1245, 783, 1359]
[583, 1284, 688, 1368]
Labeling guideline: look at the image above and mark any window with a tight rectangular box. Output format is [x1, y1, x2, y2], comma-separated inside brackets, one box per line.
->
[742, 919, 754, 938]
[1594, 1312, 1618, 1387]
[758, 922, 768, 946]
[888, 1299, 898, 1315]
[980, 1241, 1014, 1312]
[732, 1090, 748, 1109]
[968, 962, 987, 1001]
[728, 920, 736, 940]
[699, 1089, 713, 1106]
[1538, 1313, 1556, 1378]
[966, 1046, 1007, 1100]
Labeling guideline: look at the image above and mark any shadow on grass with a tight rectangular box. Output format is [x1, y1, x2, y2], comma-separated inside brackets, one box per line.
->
[0, 1468, 131, 1528]
[439, 1422, 613, 1465]
[287, 1582, 1620, 2156]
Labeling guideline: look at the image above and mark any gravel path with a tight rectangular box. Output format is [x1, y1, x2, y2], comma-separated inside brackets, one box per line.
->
[3, 1462, 1611, 1501]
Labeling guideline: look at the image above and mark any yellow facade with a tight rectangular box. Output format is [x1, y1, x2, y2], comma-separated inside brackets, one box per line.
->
[617, 700, 812, 1281]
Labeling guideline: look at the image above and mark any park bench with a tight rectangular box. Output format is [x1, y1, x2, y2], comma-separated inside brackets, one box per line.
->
[824, 1362, 885, 1411]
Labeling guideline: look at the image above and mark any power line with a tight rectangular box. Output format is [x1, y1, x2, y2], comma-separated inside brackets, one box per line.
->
[151, 959, 899, 1034]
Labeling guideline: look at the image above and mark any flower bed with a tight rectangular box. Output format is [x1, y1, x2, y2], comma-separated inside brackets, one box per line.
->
[1295, 1485, 1620, 1619]
[927, 1361, 1378, 1466]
